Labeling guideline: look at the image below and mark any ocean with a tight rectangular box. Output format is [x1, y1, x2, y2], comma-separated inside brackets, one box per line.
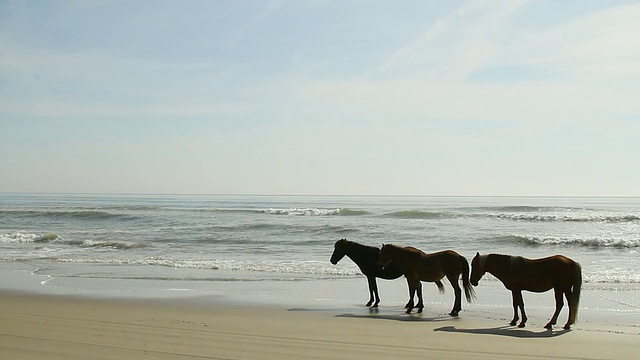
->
[1, 194, 639, 330]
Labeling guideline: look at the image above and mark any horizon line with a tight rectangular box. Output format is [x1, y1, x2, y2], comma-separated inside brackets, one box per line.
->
[1, 191, 639, 198]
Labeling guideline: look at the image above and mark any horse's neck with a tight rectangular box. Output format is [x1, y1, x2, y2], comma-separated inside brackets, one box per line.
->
[345, 243, 374, 263]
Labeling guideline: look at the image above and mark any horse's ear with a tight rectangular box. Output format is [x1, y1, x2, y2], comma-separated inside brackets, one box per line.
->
[476, 252, 480, 257]
[381, 243, 385, 247]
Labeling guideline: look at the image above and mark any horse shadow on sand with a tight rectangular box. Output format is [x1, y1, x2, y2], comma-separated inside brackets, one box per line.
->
[334, 308, 456, 323]
[289, 306, 462, 324]
[289, 307, 570, 338]
[433, 325, 570, 338]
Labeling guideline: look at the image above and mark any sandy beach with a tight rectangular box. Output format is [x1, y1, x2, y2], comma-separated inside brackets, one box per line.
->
[1, 291, 637, 360]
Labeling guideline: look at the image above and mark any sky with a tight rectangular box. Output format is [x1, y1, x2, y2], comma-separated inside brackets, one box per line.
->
[1, 0, 639, 196]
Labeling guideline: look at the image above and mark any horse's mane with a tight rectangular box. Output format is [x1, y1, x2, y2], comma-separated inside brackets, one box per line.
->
[487, 253, 514, 260]
[336, 239, 377, 251]
[488, 253, 525, 260]
[487, 253, 525, 269]
[384, 244, 423, 257]
[400, 246, 423, 255]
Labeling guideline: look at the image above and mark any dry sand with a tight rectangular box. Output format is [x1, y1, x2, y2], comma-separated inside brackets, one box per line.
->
[0, 291, 637, 360]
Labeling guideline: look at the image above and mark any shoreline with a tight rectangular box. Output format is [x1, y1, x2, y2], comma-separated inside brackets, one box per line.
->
[2, 260, 640, 333]
[1, 290, 638, 360]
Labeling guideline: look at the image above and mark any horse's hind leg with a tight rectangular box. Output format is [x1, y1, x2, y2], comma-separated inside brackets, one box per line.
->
[366, 276, 379, 307]
[545, 288, 564, 329]
[447, 274, 462, 316]
[509, 291, 519, 326]
[563, 289, 574, 330]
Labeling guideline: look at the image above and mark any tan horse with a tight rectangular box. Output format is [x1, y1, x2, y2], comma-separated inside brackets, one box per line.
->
[470, 253, 582, 329]
[378, 244, 475, 316]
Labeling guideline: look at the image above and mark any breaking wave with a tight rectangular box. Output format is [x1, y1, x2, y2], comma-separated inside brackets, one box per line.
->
[63, 239, 151, 250]
[0, 232, 59, 243]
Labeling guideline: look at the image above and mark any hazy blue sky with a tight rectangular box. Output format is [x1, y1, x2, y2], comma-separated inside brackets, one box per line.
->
[1, 0, 639, 196]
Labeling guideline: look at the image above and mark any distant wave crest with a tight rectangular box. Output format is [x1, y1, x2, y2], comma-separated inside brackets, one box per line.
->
[0, 209, 141, 221]
[493, 213, 640, 223]
[386, 210, 446, 219]
[257, 208, 342, 216]
[500, 234, 640, 248]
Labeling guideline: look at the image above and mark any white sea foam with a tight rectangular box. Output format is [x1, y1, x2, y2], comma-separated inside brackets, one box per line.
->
[495, 212, 640, 222]
[512, 234, 640, 248]
[0, 232, 58, 243]
[50, 257, 360, 277]
[258, 208, 341, 216]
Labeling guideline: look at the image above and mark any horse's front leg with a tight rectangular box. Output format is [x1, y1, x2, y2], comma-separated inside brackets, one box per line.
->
[404, 277, 414, 310]
[405, 278, 423, 314]
[510, 290, 520, 326]
[414, 281, 424, 313]
[545, 288, 564, 329]
[366, 276, 379, 307]
[515, 290, 527, 328]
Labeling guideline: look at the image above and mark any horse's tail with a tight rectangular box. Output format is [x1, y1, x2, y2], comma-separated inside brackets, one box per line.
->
[461, 255, 476, 302]
[434, 280, 445, 294]
[569, 262, 582, 325]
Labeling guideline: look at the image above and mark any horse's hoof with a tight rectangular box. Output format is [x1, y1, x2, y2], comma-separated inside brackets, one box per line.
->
[449, 311, 459, 317]
[563, 324, 571, 330]
[417, 308, 423, 314]
[365, 302, 372, 307]
[509, 321, 518, 326]
[372, 304, 379, 308]
[405, 308, 412, 314]
[518, 323, 526, 328]
[544, 324, 553, 330]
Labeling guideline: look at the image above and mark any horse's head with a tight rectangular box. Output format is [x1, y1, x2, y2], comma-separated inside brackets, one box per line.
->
[330, 238, 348, 265]
[378, 243, 393, 267]
[470, 252, 486, 286]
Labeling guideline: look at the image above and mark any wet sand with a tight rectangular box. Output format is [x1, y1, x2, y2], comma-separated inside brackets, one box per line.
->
[0, 291, 637, 359]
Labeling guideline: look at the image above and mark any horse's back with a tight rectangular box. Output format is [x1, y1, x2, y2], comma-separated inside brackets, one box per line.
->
[421, 250, 466, 265]
[411, 249, 467, 280]
[513, 255, 580, 290]
[526, 254, 578, 269]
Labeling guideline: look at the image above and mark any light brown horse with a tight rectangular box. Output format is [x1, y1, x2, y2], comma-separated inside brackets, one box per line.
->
[378, 244, 475, 316]
[470, 252, 582, 329]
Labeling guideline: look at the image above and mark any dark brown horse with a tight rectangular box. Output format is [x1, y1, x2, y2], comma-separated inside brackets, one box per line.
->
[330, 239, 444, 308]
[470, 252, 582, 329]
[378, 244, 475, 316]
